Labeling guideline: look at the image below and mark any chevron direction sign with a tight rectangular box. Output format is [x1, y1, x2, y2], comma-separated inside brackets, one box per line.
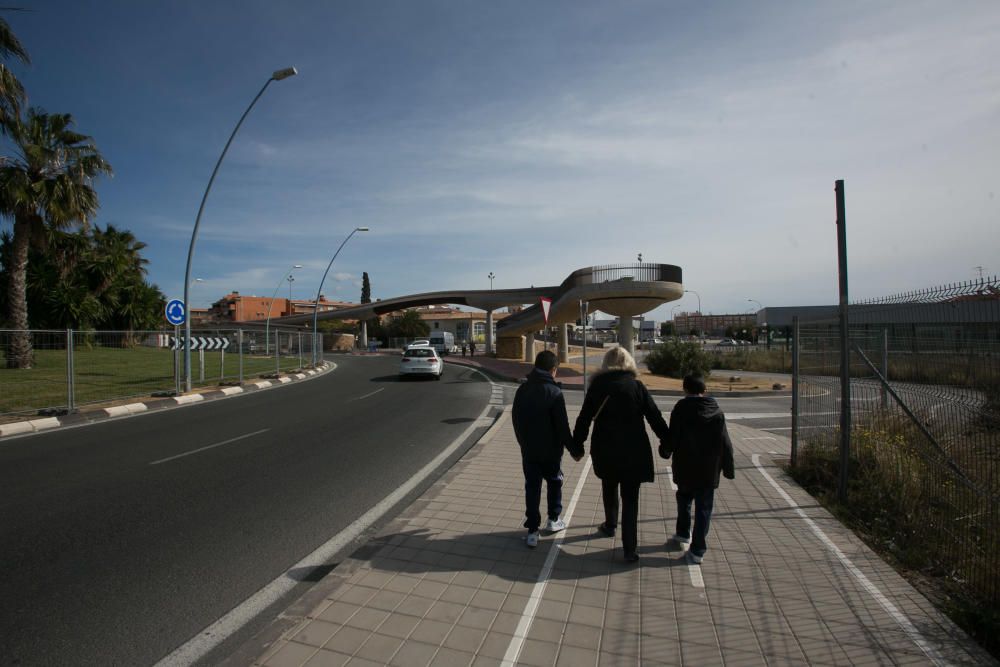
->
[170, 336, 231, 351]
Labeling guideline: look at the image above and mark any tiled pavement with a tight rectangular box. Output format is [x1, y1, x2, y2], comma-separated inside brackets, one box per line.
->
[252, 407, 993, 666]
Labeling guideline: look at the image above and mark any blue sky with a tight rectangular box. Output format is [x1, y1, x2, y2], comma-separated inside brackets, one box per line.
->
[5, 1, 999, 321]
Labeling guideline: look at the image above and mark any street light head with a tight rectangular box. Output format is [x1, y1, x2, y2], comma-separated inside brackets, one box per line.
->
[272, 67, 298, 81]
[355, 227, 370, 232]
[293, 264, 304, 269]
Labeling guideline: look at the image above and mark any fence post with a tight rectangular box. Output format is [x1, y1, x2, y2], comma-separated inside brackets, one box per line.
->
[298, 331, 302, 368]
[790, 317, 799, 467]
[275, 330, 281, 377]
[220, 346, 225, 381]
[881, 328, 889, 409]
[238, 329, 244, 385]
[199, 348, 205, 383]
[835, 179, 851, 503]
[66, 329, 75, 412]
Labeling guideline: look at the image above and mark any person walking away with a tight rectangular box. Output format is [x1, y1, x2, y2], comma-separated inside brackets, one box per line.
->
[660, 373, 735, 564]
[469, 339, 476, 356]
[573, 347, 669, 563]
[512, 350, 584, 548]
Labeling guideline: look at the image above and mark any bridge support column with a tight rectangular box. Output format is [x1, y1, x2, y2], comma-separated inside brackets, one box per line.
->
[558, 323, 569, 364]
[525, 333, 535, 362]
[360, 320, 368, 350]
[618, 316, 635, 356]
[485, 309, 494, 356]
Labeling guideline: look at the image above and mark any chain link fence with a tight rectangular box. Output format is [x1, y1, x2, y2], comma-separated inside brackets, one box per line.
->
[0, 327, 321, 418]
[791, 276, 1000, 635]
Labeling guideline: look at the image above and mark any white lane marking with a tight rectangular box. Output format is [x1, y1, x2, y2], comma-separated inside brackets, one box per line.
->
[354, 388, 385, 401]
[149, 429, 270, 466]
[751, 454, 951, 667]
[744, 437, 777, 441]
[502, 458, 592, 667]
[767, 426, 832, 431]
[687, 558, 705, 588]
[155, 370, 499, 667]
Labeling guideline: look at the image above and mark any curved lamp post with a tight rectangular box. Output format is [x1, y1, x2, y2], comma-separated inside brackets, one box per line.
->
[264, 264, 304, 356]
[684, 289, 701, 313]
[312, 227, 369, 365]
[182, 66, 298, 392]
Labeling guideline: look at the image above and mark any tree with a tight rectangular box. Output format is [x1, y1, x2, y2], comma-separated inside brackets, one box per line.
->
[361, 272, 371, 304]
[0, 110, 112, 367]
[645, 338, 713, 379]
[0, 18, 29, 124]
[387, 310, 429, 338]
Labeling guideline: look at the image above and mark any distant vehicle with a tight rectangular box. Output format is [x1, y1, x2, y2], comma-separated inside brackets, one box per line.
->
[399, 347, 443, 379]
[716, 339, 739, 347]
[429, 331, 457, 355]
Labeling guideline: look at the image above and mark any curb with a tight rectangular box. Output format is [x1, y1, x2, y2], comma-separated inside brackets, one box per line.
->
[0, 362, 333, 439]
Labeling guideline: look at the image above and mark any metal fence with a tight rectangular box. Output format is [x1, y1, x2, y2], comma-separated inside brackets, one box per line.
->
[0, 327, 321, 418]
[791, 276, 1000, 610]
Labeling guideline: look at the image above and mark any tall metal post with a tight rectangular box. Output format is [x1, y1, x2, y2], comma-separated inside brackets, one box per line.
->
[220, 346, 225, 381]
[174, 326, 180, 395]
[298, 331, 303, 368]
[199, 348, 205, 383]
[238, 329, 244, 385]
[835, 179, 851, 503]
[66, 329, 75, 412]
[275, 330, 281, 377]
[183, 67, 297, 393]
[881, 328, 889, 409]
[580, 300, 588, 390]
[790, 317, 800, 467]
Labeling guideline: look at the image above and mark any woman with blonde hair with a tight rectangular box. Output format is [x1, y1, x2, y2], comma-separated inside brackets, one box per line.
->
[572, 346, 669, 562]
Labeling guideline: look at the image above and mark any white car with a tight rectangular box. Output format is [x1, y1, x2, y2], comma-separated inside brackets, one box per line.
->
[399, 347, 443, 380]
[406, 339, 431, 350]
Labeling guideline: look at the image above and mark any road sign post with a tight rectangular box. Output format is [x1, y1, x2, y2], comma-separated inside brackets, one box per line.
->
[540, 297, 552, 353]
[173, 326, 180, 394]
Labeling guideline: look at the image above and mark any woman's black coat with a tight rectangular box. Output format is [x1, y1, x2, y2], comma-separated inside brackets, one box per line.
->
[572, 369, 670, 483]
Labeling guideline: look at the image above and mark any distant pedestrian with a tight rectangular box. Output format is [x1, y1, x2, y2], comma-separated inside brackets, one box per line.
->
[660, 373, 735, 564]
[573, 347, 669, 563]
[461, 343, 467, 357]
[469, 339, 476, 356]
[512, 350, 584, 548]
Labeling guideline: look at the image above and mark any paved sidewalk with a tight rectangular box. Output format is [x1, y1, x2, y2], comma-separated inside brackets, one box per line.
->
[251, 408, 992, 666]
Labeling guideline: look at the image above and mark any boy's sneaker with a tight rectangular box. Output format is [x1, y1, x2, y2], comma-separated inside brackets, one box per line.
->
[526, 531, 539, 548]
[671, 533, 691, 544]
[687, 551, 704, 564]
[544, 518, 566, 533]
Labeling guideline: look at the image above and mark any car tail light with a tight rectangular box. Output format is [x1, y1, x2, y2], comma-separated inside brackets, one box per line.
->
[429, 359, 438, 364]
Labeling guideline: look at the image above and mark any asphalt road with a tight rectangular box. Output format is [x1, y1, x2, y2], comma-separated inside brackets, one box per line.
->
[0, 355, 495, 666]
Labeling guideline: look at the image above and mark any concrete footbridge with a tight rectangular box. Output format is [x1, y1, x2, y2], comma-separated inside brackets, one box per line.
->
[276, 263, 683, 360]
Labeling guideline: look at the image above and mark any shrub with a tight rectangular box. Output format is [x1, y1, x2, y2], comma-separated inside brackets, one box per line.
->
[645, 338, 712, 378]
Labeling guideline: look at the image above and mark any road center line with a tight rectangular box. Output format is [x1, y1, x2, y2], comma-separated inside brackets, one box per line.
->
[751, 454, 950, 666]
[502, 458, 592, 667]
[353, 388, 385, 401]
[149, 429, 270, 465]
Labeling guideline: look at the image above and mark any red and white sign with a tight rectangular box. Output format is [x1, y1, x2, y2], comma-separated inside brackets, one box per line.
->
[539, 297, 552, 323]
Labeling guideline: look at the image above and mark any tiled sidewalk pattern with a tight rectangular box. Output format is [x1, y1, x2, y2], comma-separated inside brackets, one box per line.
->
[254, 409, 992, 666]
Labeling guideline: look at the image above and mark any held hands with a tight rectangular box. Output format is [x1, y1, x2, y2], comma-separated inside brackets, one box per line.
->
[657, 441, 672, 459]
[571, 452, 584, 462]
[724, 469, 735, 480]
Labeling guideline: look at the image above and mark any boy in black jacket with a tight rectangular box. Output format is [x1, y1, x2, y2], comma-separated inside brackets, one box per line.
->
[512, 350, 584, 547]
[660, 374, 735, 563]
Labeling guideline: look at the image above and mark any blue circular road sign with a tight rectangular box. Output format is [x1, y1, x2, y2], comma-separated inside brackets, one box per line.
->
[165, 299, 186, 326]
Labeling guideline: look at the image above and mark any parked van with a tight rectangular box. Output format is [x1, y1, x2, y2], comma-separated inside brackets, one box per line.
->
[429, 331, 456, 355]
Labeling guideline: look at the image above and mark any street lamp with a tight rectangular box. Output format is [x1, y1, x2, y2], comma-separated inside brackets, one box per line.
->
[684, 289, 701, 313]
[748, 298, 763, 312]
[312, 227, 369, 365]
[182, 66, 298, 392]
[488, 272, 495, 290]
[264, 264, 303, 356]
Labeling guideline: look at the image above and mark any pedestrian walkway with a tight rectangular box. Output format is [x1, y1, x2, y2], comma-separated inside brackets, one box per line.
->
[252, 408, 992, 666]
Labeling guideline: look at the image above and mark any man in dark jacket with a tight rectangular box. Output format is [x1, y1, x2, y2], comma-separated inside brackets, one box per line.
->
[512, 350, 584, 547]
[661, 373, 735, 564]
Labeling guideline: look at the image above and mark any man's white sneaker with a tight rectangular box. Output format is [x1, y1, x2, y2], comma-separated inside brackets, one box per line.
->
[544, 518, 566, 533]
[670, 533, 691, 545]
[526, 531, 539, 548]
[687, 551, 703, 564]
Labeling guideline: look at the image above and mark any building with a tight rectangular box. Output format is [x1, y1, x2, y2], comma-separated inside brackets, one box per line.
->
[207, 292, 357, 323]
[382, 305, 512, 344]
[673, 311, 756, 337]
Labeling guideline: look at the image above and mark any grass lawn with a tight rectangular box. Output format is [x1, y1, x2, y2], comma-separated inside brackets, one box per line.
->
[1, 345, 312, 417]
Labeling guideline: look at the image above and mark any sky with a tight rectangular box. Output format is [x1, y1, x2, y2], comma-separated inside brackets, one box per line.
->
[4, 0, 999, 322]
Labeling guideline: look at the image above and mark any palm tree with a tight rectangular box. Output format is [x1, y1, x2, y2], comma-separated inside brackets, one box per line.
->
[0, 17, 30, 122]
[0, 109, 112, 368]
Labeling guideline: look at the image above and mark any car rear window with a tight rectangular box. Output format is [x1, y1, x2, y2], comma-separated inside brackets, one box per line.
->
[405, 349, 434, 358]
